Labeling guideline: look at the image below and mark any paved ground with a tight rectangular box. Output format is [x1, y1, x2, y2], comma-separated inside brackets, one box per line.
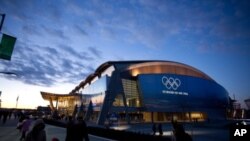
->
[0, 118, 115, 141]
[109, 121, 230, 141]
[0, 117, 231, 141]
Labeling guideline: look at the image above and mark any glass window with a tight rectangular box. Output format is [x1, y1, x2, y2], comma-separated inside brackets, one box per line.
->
[82, 76, 108, 95]
[122, 79, 142, 107]
[113, 94, 125, 106]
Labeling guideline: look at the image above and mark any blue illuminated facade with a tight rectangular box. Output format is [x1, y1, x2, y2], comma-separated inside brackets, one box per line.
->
[63, 61, 229, 125]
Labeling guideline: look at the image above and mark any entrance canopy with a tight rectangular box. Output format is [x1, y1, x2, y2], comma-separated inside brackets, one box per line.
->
[41, 91, 81, 101]
[41, 91, 82, 112]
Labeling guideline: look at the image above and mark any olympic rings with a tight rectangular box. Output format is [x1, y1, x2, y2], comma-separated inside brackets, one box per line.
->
[162, 76, 181, 90]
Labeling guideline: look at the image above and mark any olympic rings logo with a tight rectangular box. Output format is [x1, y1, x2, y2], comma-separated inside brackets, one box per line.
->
[162, 76, 181, 90]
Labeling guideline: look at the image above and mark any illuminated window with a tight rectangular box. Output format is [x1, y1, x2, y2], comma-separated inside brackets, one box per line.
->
[122, 79, 141, 107]
[113, 94, 124, 106]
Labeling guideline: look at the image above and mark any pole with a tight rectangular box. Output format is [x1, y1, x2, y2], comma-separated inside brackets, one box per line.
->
[0, 14, 5, 31]
[16, 95, 19, 109]
[0, 91, 2, 108]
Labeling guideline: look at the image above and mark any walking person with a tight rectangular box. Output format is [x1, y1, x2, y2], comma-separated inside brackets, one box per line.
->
[152, 123, 156, 135]
[25, 119, 46, 141]
[74, 117, 89, 141]
[158, 123, 163, 136]
[65, 116, 75, 141]
[2, 110, 8, 124]
[20, 116, 33, 140]
[172, 122, 192, 141]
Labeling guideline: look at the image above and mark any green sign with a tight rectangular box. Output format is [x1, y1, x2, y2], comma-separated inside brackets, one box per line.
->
[0, 34, 16, 60]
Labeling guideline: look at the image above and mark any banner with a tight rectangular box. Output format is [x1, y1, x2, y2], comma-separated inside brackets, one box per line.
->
[0, 34, 16, 60]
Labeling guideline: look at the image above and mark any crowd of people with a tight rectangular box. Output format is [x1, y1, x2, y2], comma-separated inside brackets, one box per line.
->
[1, 108, 194, 141]
[0, 109, 13, 124]
[16, 114, 89, 141]
[0, 109, 89, 141]
[152, 123, 163, 136]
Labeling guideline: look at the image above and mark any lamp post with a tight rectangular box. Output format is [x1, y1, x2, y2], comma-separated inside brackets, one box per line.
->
[0, 91, 2, 108]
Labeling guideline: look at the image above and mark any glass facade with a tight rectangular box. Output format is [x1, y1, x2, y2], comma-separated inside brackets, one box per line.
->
[79, 76, 110, 112]
[81, 75, 109, 95]
[42, 61, 229, 125]
[121, 79, 141, 107]
[113, 94, 124, 106]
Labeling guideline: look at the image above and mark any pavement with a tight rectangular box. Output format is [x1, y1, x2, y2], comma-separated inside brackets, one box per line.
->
[109, 121, 230, 141]
[0, 118, 115, 141]
[0, 117, 231, 141]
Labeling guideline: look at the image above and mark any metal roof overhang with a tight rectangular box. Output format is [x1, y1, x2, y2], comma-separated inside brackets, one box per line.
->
[41, 91, 81, 101]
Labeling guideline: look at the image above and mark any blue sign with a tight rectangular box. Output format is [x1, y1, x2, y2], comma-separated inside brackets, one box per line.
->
[137, 74, 228, 111]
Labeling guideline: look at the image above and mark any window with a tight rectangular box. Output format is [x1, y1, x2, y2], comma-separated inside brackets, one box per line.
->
[122, 79, 141, 107]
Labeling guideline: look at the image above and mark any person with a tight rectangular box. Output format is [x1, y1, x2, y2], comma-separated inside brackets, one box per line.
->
[20, 116, 33, 140]
[2, 110, 8, 124]
[158, 123, 163, 136]
[17, 115, 25, 131]
[172, 122, 192, 141]
[65, 116, 75, 141]
[152, 123, 156, 135]
[74, 117, 89, 141]
[25, 119, 46, 141]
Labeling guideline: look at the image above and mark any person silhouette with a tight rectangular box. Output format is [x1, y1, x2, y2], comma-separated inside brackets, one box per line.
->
[152, 123, 156, 135]
[25, 119, 46, 141]
[73, 117, 89, 141]
[65, 116, 74, 141]
[158, 123, 163, 136]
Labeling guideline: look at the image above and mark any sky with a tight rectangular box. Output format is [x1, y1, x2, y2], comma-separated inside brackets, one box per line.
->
[0, 0, 249, 109]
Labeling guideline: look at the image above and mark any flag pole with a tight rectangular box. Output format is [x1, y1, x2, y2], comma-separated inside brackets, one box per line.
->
[16, 95, 19, 109]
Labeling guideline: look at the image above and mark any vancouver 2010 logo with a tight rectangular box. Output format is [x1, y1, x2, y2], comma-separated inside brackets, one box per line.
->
[162, 76, 181, 90]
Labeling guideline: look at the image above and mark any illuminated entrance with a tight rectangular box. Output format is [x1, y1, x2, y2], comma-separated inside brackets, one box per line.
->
[41, 92, 82, 116]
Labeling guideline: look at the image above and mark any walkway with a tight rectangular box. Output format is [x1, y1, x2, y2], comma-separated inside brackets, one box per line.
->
[0, 118, 115, 141]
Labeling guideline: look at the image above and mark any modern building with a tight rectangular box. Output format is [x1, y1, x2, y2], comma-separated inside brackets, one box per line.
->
[41, 91, 82, 117]
[41, 60, 229, 125]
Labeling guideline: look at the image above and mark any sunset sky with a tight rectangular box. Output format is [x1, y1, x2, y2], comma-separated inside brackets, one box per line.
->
[0, 0, 249, 109]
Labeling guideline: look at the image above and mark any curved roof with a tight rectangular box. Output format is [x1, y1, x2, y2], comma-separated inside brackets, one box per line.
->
[41, 91, 81, 100]
[126, 61, 213, 80]
[70, 60, 214, 94]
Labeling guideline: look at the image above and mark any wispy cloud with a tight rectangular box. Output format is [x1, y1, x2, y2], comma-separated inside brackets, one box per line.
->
[0, 0, 250, 87]
[0, 39, 100, 86]
[88, 46, 102, 58]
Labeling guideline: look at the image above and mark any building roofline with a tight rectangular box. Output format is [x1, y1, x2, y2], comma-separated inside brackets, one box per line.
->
[69, 60, 214, 94]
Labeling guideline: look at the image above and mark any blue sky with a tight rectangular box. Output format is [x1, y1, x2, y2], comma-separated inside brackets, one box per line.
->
[0, 0, 249, 109]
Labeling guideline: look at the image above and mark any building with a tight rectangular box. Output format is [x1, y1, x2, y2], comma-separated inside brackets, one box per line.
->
[41, 60, 229, 125]
[41, 92, 82, 117]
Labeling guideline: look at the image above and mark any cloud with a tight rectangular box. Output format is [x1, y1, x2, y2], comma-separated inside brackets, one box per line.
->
[41, 25, 68, 41]
[0, 38, 102, 86]
[88, 46, 102, 58]
[73, 24, 88, 36]
[22, 24, 43, 36]
[1, 0, 250, 87]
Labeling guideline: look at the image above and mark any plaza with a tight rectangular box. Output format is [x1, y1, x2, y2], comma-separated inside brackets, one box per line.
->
[0, 117, 231, 141]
